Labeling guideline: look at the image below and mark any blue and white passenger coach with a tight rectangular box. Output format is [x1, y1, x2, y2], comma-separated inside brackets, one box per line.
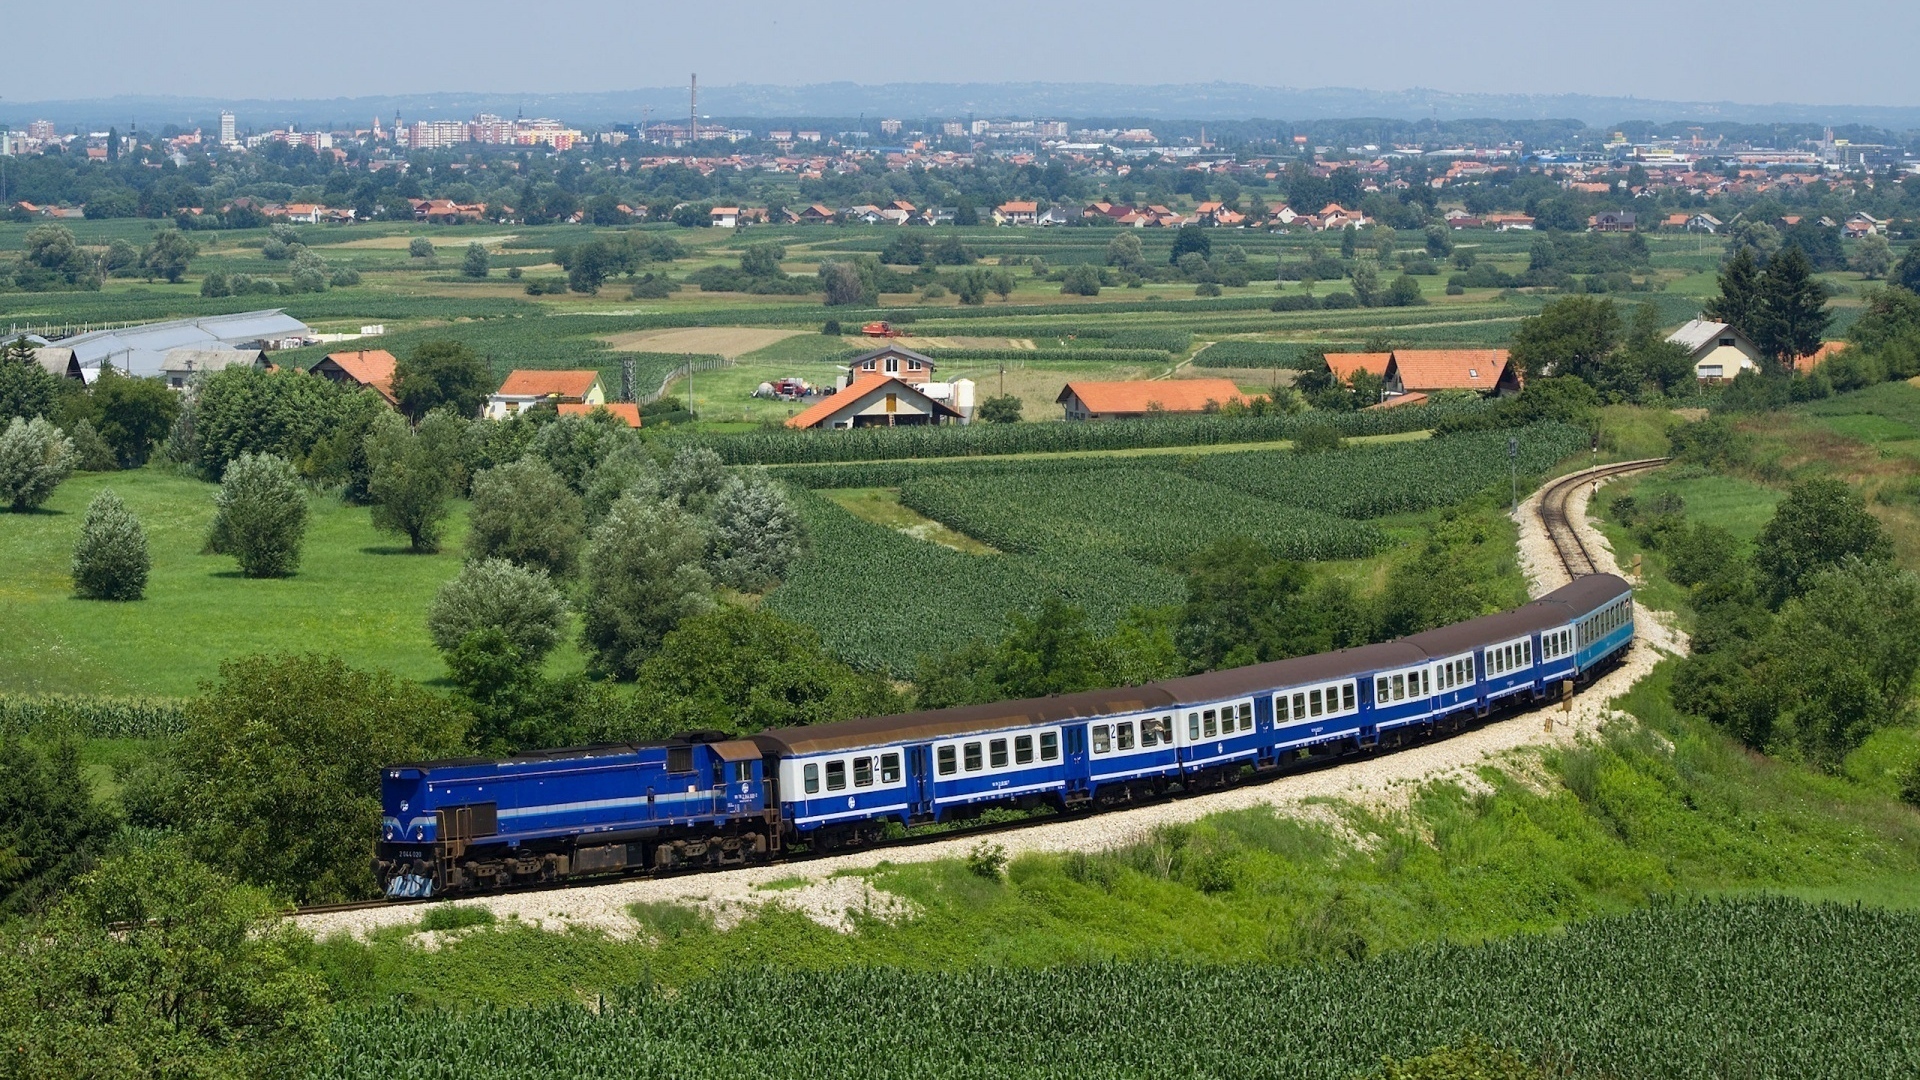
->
[376, 575, 1635, 894]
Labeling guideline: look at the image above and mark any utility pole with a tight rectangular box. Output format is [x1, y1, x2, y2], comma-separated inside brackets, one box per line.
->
[690, 73, 697, 151]
[1509, 436, 1518, 512]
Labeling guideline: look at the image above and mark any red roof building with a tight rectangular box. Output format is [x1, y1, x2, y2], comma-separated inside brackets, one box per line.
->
[558, 401, 642, 427]
[1382, 350, 1519, 396]
[309, 349, 399, 405]
[487, 369, 606, 418]
[1056, 378, 1248, 420]
[1325, 353, 1391, 384]
[785, 375, 963, 429]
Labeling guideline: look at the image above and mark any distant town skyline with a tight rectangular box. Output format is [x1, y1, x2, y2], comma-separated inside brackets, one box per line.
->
[5, 0, 1918, 109]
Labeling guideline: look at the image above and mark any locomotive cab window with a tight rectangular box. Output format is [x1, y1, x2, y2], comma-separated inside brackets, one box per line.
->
[937, 746, 957, 776]
[733, 762, 752, 783]
[1015, 735, 1035, 764]
[826, 760, 847, 791]
[803, 763, 820, 794]
[990, 739, 1009, 768]
[853, 757, 873, 788]
[1040, 732, 1059, 761]
[964, 742, 983, 772]
[880, 753, 901, 784]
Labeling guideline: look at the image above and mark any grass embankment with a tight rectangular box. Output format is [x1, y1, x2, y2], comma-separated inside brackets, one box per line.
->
[309, 660, 1920, 1007]
[0, 467, 584, 698]
[313, 897, 1920, 1080]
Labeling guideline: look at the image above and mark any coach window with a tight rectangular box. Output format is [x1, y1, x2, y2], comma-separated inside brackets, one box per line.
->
[1140, 720, 1158, 747]
[1092, 726, 1111, 754]
[1275, 695, 1290, 722]
[1307, 689, 1322, 717]
[964, 742, 983, 772]
[938, 746, 957, 776]
[1391, 674, 1405, 701]
[826, 760, 847, 791]
[1188, 713, 1201, 739]
[990, 739, 1009, 768]
[1239, 704, 1254, 731]
[880, 753, 901, 784]
[1040, 731, 1060, 761]
[1161, 717, 1175, 743]
[803, 763, 820, 794]
[1015, 735, 1035, 764]
[1375, 676, 1390, 701]
[1523, 641, 1532, 665]
[1342, 684, 1356, 712]
[1114, 721, 1133, 751]
[1203, 709, 1218, 737]
[854, 757, 873, 788]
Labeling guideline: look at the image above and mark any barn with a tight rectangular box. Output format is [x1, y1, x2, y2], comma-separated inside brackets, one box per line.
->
[786, 375, 964, 429]
[1055, 378, 1247, 421]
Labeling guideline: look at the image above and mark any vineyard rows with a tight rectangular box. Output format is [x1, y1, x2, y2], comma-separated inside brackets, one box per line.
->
[313, 897, 1920, 1080]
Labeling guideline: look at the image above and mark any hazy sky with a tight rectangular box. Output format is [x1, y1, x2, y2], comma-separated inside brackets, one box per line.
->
[7, 0, 1916, 106]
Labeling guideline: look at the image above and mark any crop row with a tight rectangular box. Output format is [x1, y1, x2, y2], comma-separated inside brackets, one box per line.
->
[763, 489, 1181, 673]
[0, 694, 187, 740]
[312, 897, 1920, 1080]
[1194, 340, 1356, 369]
[899, 466, 1387, 566]
[913, 348, 1175, 364]
[715, 399, 1495, 465]
[1180, 423, 1593, 519]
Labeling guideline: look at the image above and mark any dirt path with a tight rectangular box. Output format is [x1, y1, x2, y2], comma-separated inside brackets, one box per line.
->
[298, 467, 1686, 943]
[602, 326, 803, 358]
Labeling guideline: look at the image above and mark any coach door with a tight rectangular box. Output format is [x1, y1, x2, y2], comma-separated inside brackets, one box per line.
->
[908, 745, 934, 819]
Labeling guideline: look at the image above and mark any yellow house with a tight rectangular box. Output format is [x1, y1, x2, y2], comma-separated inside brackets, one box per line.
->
[1668, 319, 1766, 381]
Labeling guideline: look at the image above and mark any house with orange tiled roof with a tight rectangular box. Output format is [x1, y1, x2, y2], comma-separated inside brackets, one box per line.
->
[558, 401, 642, 427]
[1056, 378, 1247, 421]
[309, 349, 399, 405]
[486, 369, 606, 418]
[1794, 341, 1848, 375]
[1324, 352, 1391, 384]
[1382, 350, 1519, 397]
[786, 374, 963, 429]
[994, 201, 1039, 225]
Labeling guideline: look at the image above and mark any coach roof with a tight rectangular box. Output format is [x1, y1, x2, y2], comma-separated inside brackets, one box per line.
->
[1154, 641, 1429, 704]
[753, 685, 1177, 756]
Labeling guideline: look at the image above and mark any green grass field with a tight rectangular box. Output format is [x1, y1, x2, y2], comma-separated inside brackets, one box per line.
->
[0, 468, 583, 697]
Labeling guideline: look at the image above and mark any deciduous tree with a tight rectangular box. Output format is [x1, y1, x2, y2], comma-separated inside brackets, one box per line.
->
[205, 451, 308, 577]
[71, 489, 148, 600]
[578, 493, 715, 678]
[391, 340, 491, 421]
[0, 415, 74, 511]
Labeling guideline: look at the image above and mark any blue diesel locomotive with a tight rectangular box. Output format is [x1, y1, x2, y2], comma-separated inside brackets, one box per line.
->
[377, 574, 1634, 898]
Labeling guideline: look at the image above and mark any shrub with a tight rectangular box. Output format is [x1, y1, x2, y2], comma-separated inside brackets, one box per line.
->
[0, 416, 74, 511]
[468, 458, 586, 577]
[977, 395, 1024, 424]
[460, 242, 490, 278]
[1292, 423, 1345, 453]
[1270, 294, 1319, 312]
[578, 495, 715, 678]
[71, 490, 148, 601]
[1320, 291, 1360, 309]
[408, 237, 435, 258]
[706, 470, 806, 590]
[427, 557, 569, 662]
[1195, 282, 1223, 297]
[966, 841, 1008, 879]
[206, 452, 308, 577]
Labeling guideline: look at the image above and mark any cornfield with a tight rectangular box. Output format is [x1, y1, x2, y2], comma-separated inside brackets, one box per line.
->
[311, 897, 1920, 1079]
[899, 467, 1387, 565]
[0, 694, 187, 740]
[712, 400, 1496, 466]
[1181, 423, 1594, 518]
[764, 489, 1181, 672]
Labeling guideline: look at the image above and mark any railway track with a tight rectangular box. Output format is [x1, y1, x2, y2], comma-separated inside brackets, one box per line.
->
[292, 460, 1665, 922]
[1537, 458, 1669, 578]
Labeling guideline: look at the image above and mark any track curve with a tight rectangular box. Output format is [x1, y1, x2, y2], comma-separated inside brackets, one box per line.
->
[1537, 458, 1669, 579]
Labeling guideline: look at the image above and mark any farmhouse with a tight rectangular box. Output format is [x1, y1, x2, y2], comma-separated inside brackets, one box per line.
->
[308, 349, 399, 405]
[785, 375, 964, 429]
[158, 348, 268, 388]
[486, 369, 607, 418]
[994, 201, 1039, 225]
[1382, 350, 1519, 397]
[845, 344, 938, 385]
[1055, 378, 1247, 421]
[1666, 319, 1764, 381]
